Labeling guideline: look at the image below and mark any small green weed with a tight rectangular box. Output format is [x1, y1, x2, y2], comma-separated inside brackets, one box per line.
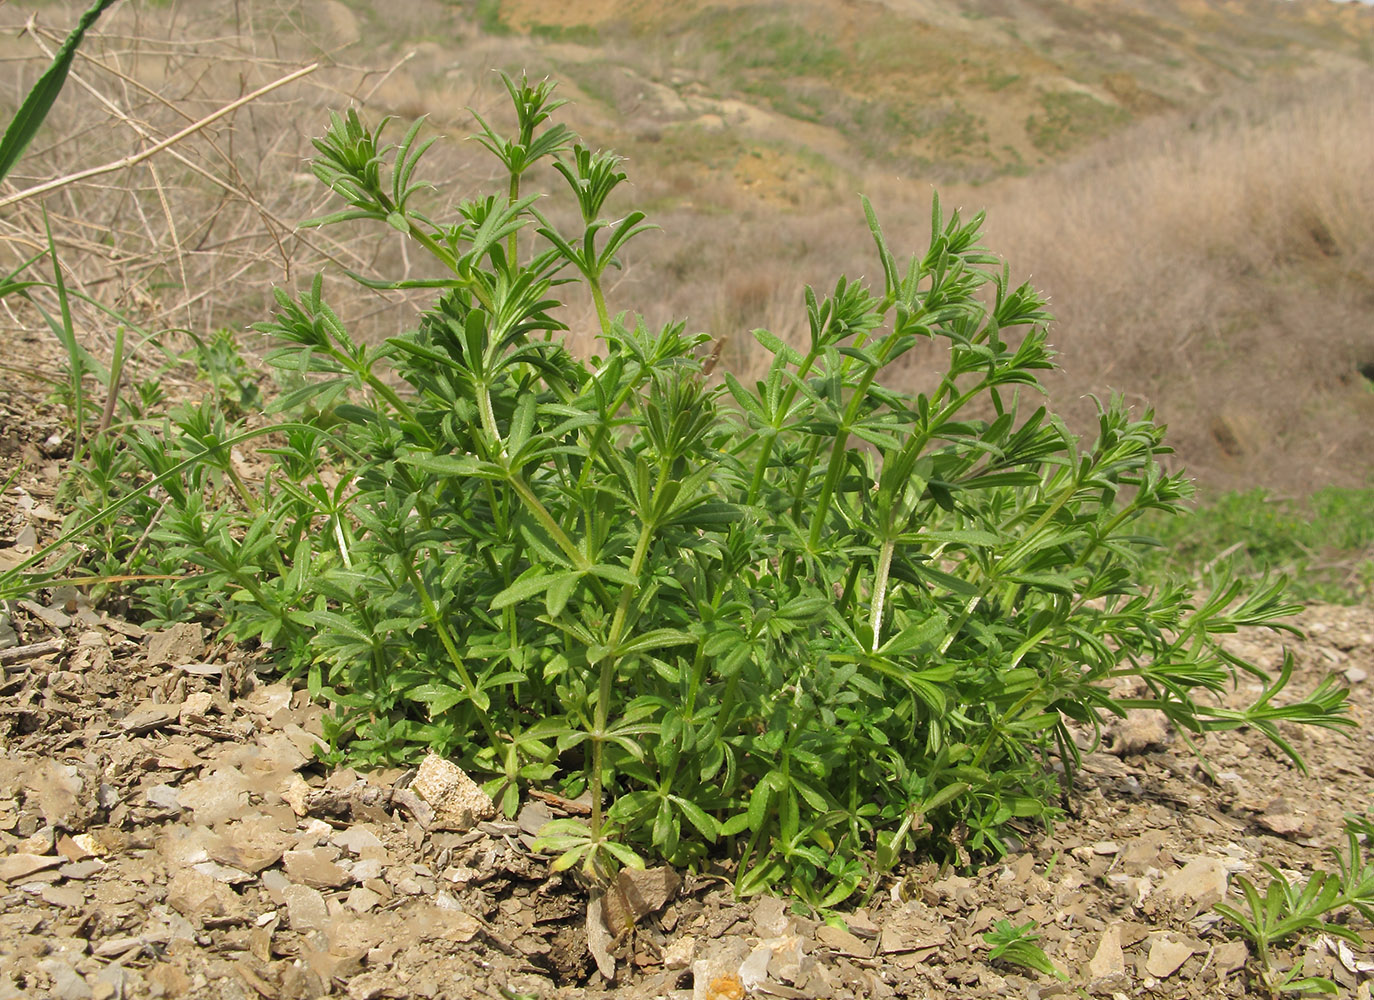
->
[982, 918, 1069, 982]
[184, 328, 264, 416]
[3, 74, 1353, 909]
[1215, 810, 1374, 996]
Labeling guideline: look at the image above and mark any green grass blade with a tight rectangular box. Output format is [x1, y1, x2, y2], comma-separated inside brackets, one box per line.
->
[0, 0, 121, 184]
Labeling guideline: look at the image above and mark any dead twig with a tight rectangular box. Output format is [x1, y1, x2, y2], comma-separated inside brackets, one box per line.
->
[0, 62, 319, 211]
[0, 637, 64, 666]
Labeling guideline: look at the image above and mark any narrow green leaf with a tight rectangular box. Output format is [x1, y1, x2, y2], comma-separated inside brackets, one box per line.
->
[0, 0, 121, 185]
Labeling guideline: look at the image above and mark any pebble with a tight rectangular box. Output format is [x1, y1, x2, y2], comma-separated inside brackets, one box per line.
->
[282, 883, 330, 932]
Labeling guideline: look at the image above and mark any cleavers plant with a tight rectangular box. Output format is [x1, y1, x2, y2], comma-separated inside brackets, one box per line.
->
[15, 74, 1354, 907]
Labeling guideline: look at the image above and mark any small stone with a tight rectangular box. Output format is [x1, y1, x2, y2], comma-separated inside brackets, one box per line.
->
[1159, 856, 1229, 910]
[40, 960, 91, 1000]
[664, 935, 697, 970]
[1092, 841, 1121, 855]
[332, 825, 383, 856]
[1214, 940, 1249, 977]
[71, 832, 107, 857]
[16, 827, 55, 854]
[179, 692, 214, 725]
[738, 942, 772, 990]
[1145, 933, 1195, 978]
[1258, 807, 1313, 839]
[55, 834, 93, 863]
[1345, 665, 1367, 684]
[815, 923, 870, 957]
[346, 971, 393, 1000]
[142, 785, 184, 816]
[752, 896, 790, 937]
[348, 858, 384, 882]
[1088, 922, 1128, 985]
[845, 908, 880, 939]
[409, 754, 495, 832]
[614, 865, 681, 922]
[283, 848, 351, 889]
[166, 869, 247, 923]
[0, 853, 63, 882]
[516, 799, 553, 837]
[282, 883, 330, 932]
[344, 886, 382, 913]
[192, 860, 254, 885]
[58, 860, 104, 880]
[146, 622, 205, 666]
[279, 773, 312, 817]
[176, 768, 250, 826]
[119, 701, 179, 734]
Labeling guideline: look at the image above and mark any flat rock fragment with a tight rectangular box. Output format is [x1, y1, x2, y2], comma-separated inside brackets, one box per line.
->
[177, 767, 250, 826]
[1087, 922, 1129, 990]
[586, 894, 618, 980]
[282, 883, 330, 932]
[27, 761, 86, 828]
[119, 701, 179, 734]
[613, 865, 681, 923]
[1144, 933, 1195, 978]
[1158, 856, 1230, 911]
[166, 869, 248, 924]
[146, 622, 205, 666]
[284, 847, 352, 889]
[0, 853, 63, 882]
[815, 923, 871, 957]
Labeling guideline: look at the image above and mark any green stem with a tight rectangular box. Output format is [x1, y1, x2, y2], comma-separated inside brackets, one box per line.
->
[589, 474, 663, 841]
[589, 276, 611, 339]
[405, 562, 501, 748]
[225, 463, 258, 514]
[870, 536, 896, 651]
[507, 172, 521, 266]
[477, 381, 504, 456]
[505, 471, 616, 612]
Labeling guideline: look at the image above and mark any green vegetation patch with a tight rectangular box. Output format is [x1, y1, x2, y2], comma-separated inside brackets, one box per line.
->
[1025, 90, 1130, 154]
[1142, 486, 1374, 604]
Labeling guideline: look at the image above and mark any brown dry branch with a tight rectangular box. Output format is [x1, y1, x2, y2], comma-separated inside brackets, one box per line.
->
[0, 59, 320, 211]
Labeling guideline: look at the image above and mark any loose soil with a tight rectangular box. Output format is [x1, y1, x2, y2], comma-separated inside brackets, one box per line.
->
[2, 349, 1374, 1000]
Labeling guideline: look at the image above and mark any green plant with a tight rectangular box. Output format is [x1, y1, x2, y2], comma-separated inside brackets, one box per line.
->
[184, 328, 265, 416]
[982, 918, 1069, 982]
[1025, 91, 1130, 154]
[13, 73, 1353, 908]
[1215, 811, 1374, 996]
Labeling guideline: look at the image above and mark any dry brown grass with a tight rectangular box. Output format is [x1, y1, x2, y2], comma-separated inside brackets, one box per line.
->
[957, 69, 1374, 493]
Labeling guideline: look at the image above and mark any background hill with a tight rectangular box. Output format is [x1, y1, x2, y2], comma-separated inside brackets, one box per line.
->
[3, 0, 1373, 494]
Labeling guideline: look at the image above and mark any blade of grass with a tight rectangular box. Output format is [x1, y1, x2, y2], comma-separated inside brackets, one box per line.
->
[0, 0, 121, 184]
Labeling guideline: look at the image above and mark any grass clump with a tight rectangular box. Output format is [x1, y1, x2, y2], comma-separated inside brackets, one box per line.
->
[1025, 90, 1129, 154]
[2, 74, 1353, 908]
